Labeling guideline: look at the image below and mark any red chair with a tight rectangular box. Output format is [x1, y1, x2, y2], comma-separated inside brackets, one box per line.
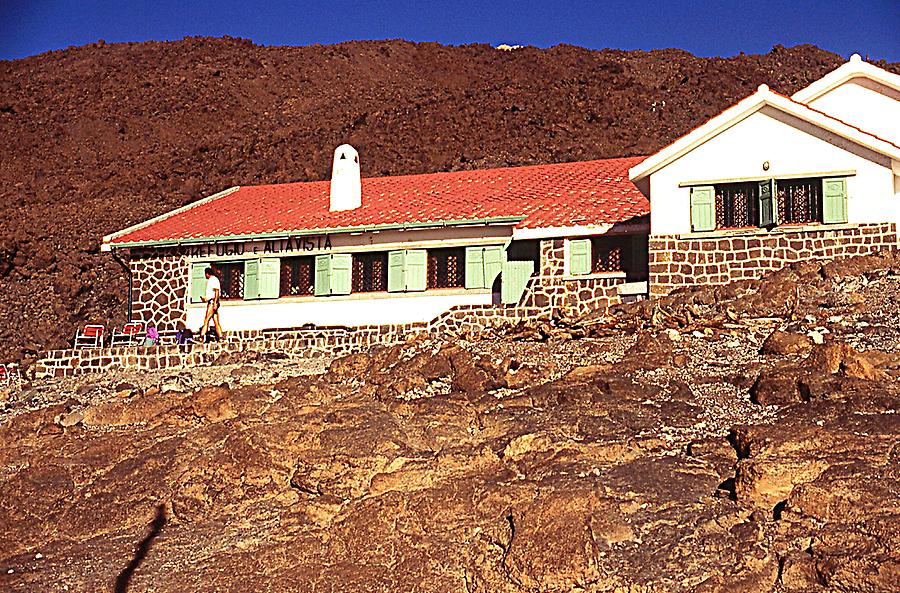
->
[110, 321, 145, 346]
[74, 324, 105, 349]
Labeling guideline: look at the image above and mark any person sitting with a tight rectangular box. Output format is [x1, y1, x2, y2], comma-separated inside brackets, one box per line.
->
[143, 324, 160, 346]
[175, 321, 194, 345]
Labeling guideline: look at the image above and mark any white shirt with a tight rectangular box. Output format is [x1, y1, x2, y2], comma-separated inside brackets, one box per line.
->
[205, 275, 221, 300]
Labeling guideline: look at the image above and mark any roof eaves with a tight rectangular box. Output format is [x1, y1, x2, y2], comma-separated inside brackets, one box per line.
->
[101, 186, 241, 252]
[107, 215, 527, 250]
[792, 54, 900, 103]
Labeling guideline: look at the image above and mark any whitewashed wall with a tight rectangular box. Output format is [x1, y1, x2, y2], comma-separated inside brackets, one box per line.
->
[181, 224, 509, 330]
[648, 106, 896, 235]
[186, 290, 494, 331]
[805, 78, 900, 146]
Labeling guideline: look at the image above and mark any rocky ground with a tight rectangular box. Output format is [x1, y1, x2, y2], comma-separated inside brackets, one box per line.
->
[0, 253, 897, 592]
[4, 38, 899, 361]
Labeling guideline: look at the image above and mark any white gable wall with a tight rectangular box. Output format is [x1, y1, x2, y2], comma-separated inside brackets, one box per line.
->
[805, 77, 900, 145]
[649, 106, 896, 235]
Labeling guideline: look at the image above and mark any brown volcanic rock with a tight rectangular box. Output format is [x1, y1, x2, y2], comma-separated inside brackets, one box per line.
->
[1, 283, 899, 591]
[2, 38, 893, 360]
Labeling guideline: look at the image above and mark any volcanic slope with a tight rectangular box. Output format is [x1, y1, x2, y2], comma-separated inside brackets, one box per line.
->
[1, 38, 896, 360]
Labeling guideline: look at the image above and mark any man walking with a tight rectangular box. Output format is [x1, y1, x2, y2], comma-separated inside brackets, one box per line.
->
[200, 267, 224, 341]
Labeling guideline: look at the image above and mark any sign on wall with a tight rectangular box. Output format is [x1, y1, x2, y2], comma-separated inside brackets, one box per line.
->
[177, 235, 333, 258]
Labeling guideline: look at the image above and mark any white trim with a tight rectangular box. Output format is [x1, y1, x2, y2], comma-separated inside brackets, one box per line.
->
[793, 54, 900, 104]
[617, 281, 648, 296]
[629, 86, 900, 183]
[677, 169, 856, 188]
[187, 286, 492, 308]
[561, 271, 626, 282]
[100, 186, 241, 251]
[667, 222, 862, 240]
[513, 224, 612, 240]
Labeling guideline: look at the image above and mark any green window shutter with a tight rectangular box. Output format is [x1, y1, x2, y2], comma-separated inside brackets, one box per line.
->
[569, 238, 592, 275]
[822, 177, 848, 224]
[190, 263, 207, 303]
[758, 179, 776, 227]
[243, 259, 260, 300]
[465, 247, 485, 289]
[330, 254, 352, 295]
[388, 250, 406, 292]
[483, 246, 505, 289]
[405, 250, 427, 291]
[690, 186, 716, 232]
[314, 254, 331, 296]
[258, 258, 280, 299]
[501, 260, 535, 304]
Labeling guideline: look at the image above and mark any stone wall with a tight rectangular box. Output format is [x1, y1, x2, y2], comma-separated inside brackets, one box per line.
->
[125, 238, 633, 334]
[35, 299, 555, 378]
[130, 248, 189, 329]
[519, 238, 631, 315]
[648, 222, 898, 296]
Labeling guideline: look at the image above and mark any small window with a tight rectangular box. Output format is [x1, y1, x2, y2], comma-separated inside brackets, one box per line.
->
[590, 235, 648, 281]
[352, 252, 388, 293]
[714, 183, 759, 229]
[591, 236, 625, 273]
[777, 178, 822, 224]
[280, 256, 315, 297]
[214, 262, 244, 300]
[427, 248, 465, 289]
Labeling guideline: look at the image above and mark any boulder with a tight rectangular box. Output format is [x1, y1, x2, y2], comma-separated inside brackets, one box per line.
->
[759, 331, 812, 356]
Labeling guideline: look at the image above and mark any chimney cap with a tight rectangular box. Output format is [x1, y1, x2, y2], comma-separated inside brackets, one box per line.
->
[330, 144, 361, 212]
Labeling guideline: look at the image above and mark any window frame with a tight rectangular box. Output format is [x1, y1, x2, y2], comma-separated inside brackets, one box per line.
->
[352, 252, 389, 293]
[426, 247, 466, 290]
[279, 255, 316, 298]
[212, 261, 245, 301]
[689, 175, 846, 232]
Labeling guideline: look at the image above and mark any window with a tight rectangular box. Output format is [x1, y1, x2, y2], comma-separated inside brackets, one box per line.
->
[589, 235, 648, 280]
[691, 176, 846, 231]
[592, 236, 625, 273]
[777, 178, 822, 225]
[280, 256, 314, 297]
[427, 248, 465, 289]
[352, 252, 388, 292]
[213, 262, 244, 300]
[569, 235, 648, 281]
[715, 183, 759, 229]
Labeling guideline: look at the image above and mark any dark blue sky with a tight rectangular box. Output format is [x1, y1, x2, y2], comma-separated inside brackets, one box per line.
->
[1, 0, 898, 62]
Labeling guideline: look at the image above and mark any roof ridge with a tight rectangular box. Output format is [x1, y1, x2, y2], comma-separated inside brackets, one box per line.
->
[242, 155, 648, 190]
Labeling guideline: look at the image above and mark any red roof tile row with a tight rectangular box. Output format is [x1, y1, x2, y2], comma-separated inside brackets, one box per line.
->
[109, 157, 649, 246]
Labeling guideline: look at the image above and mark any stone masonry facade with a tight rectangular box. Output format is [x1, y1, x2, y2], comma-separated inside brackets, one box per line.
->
[34, 237, 632, 377]
[130, 248, 189, 329]
[126, 238, 633, 332]
[648, 222, 898, 296]
[517, 238, 630, 316]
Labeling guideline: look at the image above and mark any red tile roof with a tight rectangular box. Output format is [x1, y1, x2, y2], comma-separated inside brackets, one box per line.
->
[108, 157, 648, 246]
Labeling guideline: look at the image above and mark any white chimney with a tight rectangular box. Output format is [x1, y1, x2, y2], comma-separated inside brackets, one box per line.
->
[329, 144, 361, 211]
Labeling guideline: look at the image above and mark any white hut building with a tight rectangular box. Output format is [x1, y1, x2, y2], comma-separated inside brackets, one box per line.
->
[629, 55, 900, 296]
[101, 151, 650, 332]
